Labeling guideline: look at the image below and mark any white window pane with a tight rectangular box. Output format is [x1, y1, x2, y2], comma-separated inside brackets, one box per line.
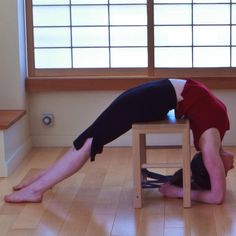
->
[154, 5, 192, 25]
[34, 28, 71, 47]
[232, 47, 236, 67]
[72, 6, 108, 26]
[232, 27, 236, 45]
[73, 48, 109, 68]
[194, 26, 230, 46]
[232, 5, 236, 24]
[71, 0, 108, 4]
[110, 27, 147, 46]
[72, 27, 108, 47]
[33, 6, 70, 26]
[194, 47, 230, 67]
[193, 5, 230, 24]
[35, 49, 72, 68]
[33, 0, 69, 4]
[110, 5, 147, 25]
[155, 26, 192, 46]
[111, 48, 147, 67]
[110, 0, 146, 3]
[154, 0, 191, 3]
[193, 0, 230, 2]
[155, 47, 192, 67]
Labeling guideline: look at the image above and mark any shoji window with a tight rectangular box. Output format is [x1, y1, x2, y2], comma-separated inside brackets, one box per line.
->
[31, 0, 148, 69]
[26, 0, 236, 89]
[154, 0, 235, 68]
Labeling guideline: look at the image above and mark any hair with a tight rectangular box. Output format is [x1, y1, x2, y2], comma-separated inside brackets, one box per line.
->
[169, 152, 211, 190]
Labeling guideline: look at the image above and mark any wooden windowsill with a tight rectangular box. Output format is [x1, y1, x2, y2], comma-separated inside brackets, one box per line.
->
[26, 76, 236, 92]
[0, 110, 26, 130]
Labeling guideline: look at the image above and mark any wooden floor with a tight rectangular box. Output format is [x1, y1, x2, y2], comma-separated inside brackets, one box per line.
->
[0, 147, 236, 236]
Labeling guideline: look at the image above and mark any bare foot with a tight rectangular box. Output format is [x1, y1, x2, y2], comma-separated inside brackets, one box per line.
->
[4, 187, 43, 203]
[13, 170, 46, 191]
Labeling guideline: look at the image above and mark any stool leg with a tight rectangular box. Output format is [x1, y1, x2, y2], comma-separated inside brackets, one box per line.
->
[133, 132, 146, 208]
[182, 126, 191, 208]
[140, 134, 147, 166]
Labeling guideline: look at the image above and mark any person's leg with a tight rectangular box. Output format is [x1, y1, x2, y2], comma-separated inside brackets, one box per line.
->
[13, 169, 47, 191]
[74, 79, 177, 162]
[4, 138, 92, 203]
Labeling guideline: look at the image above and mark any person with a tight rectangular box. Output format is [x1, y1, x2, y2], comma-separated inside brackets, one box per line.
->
[4, 78, 234, 204]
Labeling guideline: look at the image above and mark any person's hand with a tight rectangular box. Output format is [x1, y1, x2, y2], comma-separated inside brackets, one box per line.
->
[159, 182, 182, 199]
[220, 149, 235, 175]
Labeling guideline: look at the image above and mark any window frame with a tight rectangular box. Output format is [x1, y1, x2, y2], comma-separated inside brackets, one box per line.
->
[25, 0, 236, 91]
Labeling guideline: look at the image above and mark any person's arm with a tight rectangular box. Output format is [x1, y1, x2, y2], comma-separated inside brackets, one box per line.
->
[219, 147, 235, 176]
[160, 128, 226, 204]
[190, 149, 226, 204]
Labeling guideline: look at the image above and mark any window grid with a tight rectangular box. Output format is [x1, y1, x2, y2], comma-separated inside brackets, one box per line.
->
[69, 0, 73, 68]
[230, 1, 232, 67]
[32, 1, 148, 69]
[154, 2, 235, 68]
[28, 0, 236, 72]
[108, 3, 111, 68]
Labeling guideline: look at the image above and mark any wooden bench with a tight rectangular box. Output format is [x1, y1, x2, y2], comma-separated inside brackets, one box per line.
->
[132, 113, 191, 208]
[0, 110, 26, 176]
[0, 110, 26, 129]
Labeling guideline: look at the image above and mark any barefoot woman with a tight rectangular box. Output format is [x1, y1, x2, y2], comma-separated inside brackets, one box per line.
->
[4, 78, 233, 204]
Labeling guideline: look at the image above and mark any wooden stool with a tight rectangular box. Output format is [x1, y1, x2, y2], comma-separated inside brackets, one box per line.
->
[132, 113, 191, 208]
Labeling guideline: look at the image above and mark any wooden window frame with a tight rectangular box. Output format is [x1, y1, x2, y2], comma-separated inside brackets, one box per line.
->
[25, 0, 236, 91]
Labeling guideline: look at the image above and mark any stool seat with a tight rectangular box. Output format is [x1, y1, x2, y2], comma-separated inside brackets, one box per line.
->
[132, 113, 191, 208]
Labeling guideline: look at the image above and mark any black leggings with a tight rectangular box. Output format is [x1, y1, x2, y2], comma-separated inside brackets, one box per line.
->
[73, 79, 177, 161]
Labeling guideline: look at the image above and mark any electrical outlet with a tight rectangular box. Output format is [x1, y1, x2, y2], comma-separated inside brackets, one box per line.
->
[42, 113, 54, 127]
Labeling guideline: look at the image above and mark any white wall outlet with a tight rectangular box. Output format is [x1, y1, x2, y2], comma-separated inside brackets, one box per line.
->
[41, 113, 54, 127]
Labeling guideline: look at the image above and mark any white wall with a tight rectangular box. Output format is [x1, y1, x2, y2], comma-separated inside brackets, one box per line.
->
[0, 0, 31, 176]
[0, 0, 27, 109]
[29, 89, 236, 148]
[214, 90, 236, 146]
[29, 91, 125, 147]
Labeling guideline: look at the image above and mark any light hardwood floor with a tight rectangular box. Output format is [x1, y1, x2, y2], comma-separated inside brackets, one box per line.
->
[0, 147, 236, 236]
